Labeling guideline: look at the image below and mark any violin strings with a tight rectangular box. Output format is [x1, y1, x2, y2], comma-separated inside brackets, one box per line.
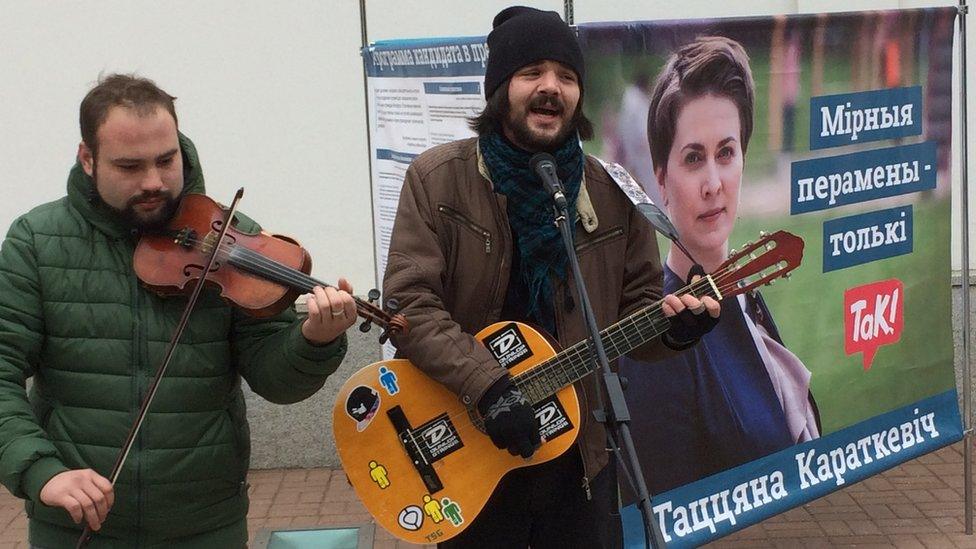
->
[169, 233, 386, 321]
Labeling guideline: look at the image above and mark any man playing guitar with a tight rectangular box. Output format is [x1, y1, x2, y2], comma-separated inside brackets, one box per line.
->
[382, 6, 720, 547]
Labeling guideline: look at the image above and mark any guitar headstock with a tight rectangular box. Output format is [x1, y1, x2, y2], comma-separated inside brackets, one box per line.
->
[712, 230, 804, 300]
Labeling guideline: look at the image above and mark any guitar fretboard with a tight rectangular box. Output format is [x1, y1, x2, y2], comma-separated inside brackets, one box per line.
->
[512, 275, 721, 405]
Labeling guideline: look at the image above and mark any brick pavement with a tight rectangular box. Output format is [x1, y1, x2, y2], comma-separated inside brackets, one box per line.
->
[0, 441, 972, 548]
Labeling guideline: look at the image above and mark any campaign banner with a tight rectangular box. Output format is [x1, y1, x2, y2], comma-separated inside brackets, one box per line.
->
[578, 8, 959, 547]
[363, 36, 488, 281]
[363, 37, 488, 357]
[362, 8, 959, 546]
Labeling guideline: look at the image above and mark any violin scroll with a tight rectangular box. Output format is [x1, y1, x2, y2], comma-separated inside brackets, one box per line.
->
[353, 289, 407, 344]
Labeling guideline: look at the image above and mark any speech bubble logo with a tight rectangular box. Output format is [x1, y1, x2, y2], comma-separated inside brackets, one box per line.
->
[844, 279, 904, 370]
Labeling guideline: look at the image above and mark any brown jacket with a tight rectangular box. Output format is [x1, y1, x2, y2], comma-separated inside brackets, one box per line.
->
[383, 136, 672, 482]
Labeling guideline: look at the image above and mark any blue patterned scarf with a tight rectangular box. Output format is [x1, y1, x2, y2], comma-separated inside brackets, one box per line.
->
[480, 130, 584, 331]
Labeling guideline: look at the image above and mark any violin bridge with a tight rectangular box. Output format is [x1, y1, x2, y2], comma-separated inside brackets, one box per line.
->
[201, 232, 217, 254]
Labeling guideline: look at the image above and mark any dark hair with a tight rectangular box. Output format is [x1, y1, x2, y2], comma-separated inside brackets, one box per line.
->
[647, 37, 754, 176]
[80, 73, 178, 157]
[468, 79, 594, 141]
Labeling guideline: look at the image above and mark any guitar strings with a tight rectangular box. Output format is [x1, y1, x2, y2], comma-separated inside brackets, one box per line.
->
[513, 260, 758, 391]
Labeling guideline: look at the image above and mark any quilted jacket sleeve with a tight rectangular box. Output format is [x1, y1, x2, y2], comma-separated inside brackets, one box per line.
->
[231, 303, 348, 405]
[227, 212, 348, 404]
[0, 217, 69, 501]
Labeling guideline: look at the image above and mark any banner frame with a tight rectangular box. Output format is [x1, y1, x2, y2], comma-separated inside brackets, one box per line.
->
[958, 0, 974, 536]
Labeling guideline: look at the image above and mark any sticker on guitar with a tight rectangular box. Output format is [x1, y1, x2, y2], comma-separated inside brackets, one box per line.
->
[441, 497, 464, 526]
[534, 396, 573, 441]
[483, 323, 534, 368]
[368, 460, 390, 489]
[378, 366, 400, 395]
[423, 494, 445, 523]
[398, 505, 424, 531]
[344, 386, 380, 432]
[415, 414, 464, 461]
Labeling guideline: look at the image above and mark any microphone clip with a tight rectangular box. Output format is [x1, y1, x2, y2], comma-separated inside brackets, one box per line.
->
[529, 152, 569, 213]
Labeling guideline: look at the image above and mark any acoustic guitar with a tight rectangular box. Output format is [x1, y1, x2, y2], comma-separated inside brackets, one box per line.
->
[332, 231, 803, 544]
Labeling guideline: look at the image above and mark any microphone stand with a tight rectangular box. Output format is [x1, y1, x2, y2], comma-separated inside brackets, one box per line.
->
[549, 193, 666, 549]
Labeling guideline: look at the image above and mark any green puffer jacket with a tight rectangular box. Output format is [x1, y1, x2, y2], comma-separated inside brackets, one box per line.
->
[0, 134, 347, 548]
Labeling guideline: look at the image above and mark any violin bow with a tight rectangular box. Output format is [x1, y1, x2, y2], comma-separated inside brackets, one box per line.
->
[75, 188, 245, 549]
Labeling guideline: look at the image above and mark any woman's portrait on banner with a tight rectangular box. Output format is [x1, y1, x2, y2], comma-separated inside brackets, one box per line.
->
[617, 35, 820, 497]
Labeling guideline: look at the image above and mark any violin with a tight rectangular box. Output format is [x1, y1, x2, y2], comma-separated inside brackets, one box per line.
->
[132, 192, 407, 341]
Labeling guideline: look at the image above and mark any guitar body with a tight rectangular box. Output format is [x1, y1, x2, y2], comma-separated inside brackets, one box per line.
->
[332, 321, 582, 544]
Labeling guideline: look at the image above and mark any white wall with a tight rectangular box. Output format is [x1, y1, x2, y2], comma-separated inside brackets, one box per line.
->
[1, 0, 972, 296]
[0, 0, 374, 290]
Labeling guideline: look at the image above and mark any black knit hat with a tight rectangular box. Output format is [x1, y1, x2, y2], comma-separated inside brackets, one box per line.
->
[483, 6, 584, 99]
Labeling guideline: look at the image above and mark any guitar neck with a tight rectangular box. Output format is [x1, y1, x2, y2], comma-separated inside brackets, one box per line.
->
[513, 275, 721, 405]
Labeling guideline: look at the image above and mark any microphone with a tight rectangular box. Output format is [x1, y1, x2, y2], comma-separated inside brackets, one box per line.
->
[529, 153, 568, 211]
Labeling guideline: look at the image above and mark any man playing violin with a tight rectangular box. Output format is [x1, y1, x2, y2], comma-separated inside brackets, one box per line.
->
[0, 74, 355, 548]
[383, 6, 720, 548]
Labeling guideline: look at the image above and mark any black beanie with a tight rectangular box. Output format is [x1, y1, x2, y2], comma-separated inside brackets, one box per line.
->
[483, 6, 584, 99]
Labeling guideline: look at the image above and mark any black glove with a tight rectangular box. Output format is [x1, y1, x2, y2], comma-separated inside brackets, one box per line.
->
[477, 376, 541, 458]
[663, 264, 720, 350]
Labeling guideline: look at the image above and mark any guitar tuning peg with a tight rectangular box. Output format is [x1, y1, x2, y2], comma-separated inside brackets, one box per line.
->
[386, 298, 400, 313]
[784, 272, 792, 280]
[767, 278, 776, 285]
[367, 288, 381, 303]
[359, 320, 373, 333]
[759, 230, 767, 237]
[730, 248, 737, 256]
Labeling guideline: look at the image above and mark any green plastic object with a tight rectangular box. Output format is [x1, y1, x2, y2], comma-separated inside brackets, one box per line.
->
[253, 525, 374, 549]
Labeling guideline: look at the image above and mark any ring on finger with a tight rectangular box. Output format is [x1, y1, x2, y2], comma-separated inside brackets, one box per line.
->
[330, 309, 345, 318]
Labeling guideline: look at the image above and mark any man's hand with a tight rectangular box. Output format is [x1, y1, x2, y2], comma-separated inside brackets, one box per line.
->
[478, 377, 541, 458]
[39, 469, 114, 531]
[302, 278, 357, 345]
[661, 266, 721, 349]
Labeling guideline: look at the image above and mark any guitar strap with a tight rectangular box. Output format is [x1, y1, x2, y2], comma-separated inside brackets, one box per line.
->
[593, 157, 658, 209]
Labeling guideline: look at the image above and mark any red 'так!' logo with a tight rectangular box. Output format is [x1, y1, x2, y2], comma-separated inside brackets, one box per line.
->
[844, 279, 904, 370]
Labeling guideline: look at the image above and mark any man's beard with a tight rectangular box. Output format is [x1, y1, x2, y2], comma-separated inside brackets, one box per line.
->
[91, 166, 179, 232]
[506, 94, 581, 152]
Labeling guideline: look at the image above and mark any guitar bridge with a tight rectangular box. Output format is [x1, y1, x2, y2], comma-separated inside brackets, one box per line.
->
[386, 405, 444, 494]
